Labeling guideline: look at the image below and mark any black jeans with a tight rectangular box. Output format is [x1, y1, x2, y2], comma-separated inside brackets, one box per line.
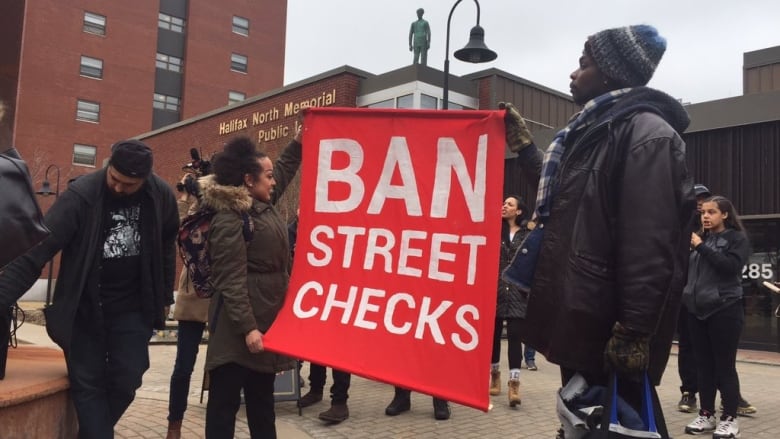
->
[677, 307, 698, 394]
[206, 362, 276, 439]
[688, 301, 744, 416]
[491, 318, 523, 369]
[168, 320, 206, 421]
[66, 311, 152, 439]
[308, 363, 351, 403]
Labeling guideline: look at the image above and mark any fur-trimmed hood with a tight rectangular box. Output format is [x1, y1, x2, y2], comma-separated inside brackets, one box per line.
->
[197, 175, 253, 213]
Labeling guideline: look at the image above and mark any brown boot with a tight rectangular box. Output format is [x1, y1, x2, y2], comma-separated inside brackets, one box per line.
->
[318, 402, 349, 423]
[508, 379, 521, 407]
[489, 370, 501, 396]
[165, 420, 182, 439]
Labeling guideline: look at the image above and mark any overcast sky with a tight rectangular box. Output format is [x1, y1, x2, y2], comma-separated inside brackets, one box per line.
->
[285, 0, 780, 104]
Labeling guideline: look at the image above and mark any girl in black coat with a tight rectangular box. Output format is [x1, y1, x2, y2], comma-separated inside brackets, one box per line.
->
[683, 196, 750, 438]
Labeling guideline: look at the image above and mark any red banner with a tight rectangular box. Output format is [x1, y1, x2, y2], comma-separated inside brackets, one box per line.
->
[263, 107, 505, 411]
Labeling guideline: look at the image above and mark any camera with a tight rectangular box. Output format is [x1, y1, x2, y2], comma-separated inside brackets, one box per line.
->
[177, 148, 211, 196]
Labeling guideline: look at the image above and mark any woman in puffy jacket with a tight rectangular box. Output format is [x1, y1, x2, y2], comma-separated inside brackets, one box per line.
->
[489, 195, 531, 407]
[201, 129, 301, 439]
[682, 195, 750, 438]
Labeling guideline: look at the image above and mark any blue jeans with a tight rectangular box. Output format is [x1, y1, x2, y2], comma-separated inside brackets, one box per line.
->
[66, 311, 152, 439]
[168, 320, 206, 421]
[524, 344, 536, 363]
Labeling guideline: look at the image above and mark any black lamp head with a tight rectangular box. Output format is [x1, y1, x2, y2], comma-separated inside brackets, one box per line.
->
[454, 25, 497, 63]
[36, 180, 54, 196]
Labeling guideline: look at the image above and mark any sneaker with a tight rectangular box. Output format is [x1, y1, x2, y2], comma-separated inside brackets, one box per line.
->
[678, 391, 698, 413]
[297, 390, 323, 408]
[684, 412, 716, 434]
[526, 360, 538, 371]
[712, 416, 740, 438]
[719, 397, 757, 416]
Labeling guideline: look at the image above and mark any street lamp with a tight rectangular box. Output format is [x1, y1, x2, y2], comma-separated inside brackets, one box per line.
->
[443, 0, 497, 110]
[35, 164, 60, 307]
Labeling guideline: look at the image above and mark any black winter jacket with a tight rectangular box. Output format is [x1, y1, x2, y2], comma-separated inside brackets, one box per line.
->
[497, 221, 531, 319]
[0, 169, 179, 349]
[512, 87, 696, 384]
[682, 229, 750, 320]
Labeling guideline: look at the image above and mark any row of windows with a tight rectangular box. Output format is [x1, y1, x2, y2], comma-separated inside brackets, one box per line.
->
[366, 93, 446, 109]
[83, 12, 250, 75]
[76, 88, 245, 124]
[86, 11, 250, 37]
[81, 50, 247, 77]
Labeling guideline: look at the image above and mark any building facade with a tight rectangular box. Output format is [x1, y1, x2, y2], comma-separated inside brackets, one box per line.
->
[0, 0, 287, 188]
[137, 56, 780, 351]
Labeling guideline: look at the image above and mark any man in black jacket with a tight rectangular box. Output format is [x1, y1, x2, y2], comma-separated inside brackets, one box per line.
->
[501, 25, 696, 438]
[0, 140, 179, 438]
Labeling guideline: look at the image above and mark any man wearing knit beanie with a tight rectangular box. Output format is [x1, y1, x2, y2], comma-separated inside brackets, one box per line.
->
[0, 137, 179, 438]
[499, 24, 696, 439]
[586, 25, 666, 88]
[106, 139, 155, 197]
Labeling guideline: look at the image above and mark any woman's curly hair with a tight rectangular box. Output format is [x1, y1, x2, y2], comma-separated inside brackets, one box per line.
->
[211, 136, 268, 186]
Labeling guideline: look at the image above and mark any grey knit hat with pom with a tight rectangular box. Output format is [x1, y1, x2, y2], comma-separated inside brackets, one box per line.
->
[586, 25, 666, 87]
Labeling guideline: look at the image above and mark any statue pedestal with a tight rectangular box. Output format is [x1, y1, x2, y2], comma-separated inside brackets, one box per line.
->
[0, 346, 77, 439]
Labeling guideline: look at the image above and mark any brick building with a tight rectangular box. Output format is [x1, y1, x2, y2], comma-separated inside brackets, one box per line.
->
[0, 0, 287, 192]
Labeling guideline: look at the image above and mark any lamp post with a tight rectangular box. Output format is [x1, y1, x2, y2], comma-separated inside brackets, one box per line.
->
[443, 0, 497, 110]
[35, 164, 60, 307]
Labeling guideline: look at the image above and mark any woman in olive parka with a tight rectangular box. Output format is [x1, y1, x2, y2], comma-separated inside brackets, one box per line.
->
[201, 128, 301, 439]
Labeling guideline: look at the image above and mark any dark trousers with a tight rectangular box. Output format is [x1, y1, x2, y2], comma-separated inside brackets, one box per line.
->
[66, 311, 152, 439]
[206, 362, 276, 439]
[308, 363, 351, 403]
[168, 320, 206, 421]
[677, 307, 698, 394]
[392, 386, 448, 405]
[688, 301, 744, 416]
[491, 318, 523, 369]
[0, 306, 12, 380]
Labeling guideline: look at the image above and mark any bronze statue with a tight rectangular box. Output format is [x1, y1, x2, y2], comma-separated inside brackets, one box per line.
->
[409, 8, 431, 65]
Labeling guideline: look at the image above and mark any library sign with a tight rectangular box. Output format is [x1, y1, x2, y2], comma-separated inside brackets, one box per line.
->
[216, 89, 337, 143]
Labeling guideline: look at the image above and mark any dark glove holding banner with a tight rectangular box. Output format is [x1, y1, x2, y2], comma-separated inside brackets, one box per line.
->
[498, 102, 534, 152]
[604, 322, 650, 381]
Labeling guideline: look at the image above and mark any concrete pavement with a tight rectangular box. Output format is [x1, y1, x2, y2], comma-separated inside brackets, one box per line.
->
[11, 309, 780, 438]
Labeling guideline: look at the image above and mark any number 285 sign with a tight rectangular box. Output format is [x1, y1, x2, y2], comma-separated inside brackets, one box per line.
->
[742, 262, 775, 280]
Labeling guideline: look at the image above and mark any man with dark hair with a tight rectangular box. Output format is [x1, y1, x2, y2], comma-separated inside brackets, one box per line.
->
[501, 25, 695, 438]
[0, 140, 179, 438]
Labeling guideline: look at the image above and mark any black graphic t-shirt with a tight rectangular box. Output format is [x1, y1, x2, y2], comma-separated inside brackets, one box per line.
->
[100, 193, 143, 315]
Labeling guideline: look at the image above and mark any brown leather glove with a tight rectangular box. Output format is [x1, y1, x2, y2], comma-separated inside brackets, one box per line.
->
[498, 102, 534, 152]
[604, 322, 650, 381]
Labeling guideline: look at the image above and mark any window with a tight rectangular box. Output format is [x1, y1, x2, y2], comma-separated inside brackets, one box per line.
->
[230, 53, 248, 73]
[421, 94, 438, 109]
[228, 91, 246, 105]
[153, 93, 180, 112]
[156, 53, 183, 73]
[73, 144, 97, 167]
[232, 16, 249, 36]
[83, 12, 106, 35]
[397, 94, 414, 109]
[76, 100, 100, 122]
[80, 56, 103, 79]
[158, 13, 185, 33]
[367, 99, 394, 109]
